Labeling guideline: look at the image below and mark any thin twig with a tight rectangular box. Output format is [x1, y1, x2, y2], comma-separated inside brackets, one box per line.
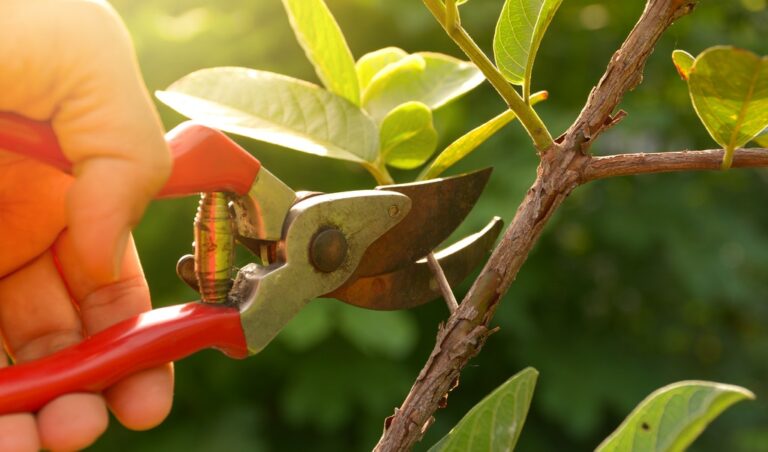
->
[426, 253, 459, 312]
[583, 148, 768, 181]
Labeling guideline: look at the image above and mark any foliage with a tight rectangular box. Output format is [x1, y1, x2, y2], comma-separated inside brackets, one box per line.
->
[428, 367, 538, 452]
[157, 0, 489, 184]
[677, 46, 768, 168]
[94, 1, 768, 451]
[597, 381, 754, 451]
[494, 0, 562, 100]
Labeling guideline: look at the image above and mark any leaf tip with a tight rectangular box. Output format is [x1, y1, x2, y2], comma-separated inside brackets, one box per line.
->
[672, 49, 695, 81]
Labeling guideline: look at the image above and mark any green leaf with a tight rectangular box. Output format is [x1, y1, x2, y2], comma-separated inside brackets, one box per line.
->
[493, 0, 563, 93]
[597, 380, 755, 452]
[362, 52, 484, 122]
[429, 367, 538, 452]
[419, 90, 548, 180]
[754, 127, 768, 147]
[379, 102, 438, 169]
[281, 0, 360, 105]
[688, 46, 768, 168]
[356, 47, 409, 94]
[156, 67, 379, 163]
[672, 50, 695, 81]
[337, 307, 418, 358]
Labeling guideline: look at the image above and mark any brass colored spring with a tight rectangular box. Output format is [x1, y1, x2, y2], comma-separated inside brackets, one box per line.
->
[194, 192, 235, 303]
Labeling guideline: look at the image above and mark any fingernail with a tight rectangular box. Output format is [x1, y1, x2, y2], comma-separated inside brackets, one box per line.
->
[113, 228, 131, 280]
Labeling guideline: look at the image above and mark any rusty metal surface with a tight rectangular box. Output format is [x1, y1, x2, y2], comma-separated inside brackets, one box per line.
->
[354, 168, 492, 277]
[328, 217, 503, 310]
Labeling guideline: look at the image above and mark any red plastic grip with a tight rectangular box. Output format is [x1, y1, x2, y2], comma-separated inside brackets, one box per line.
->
[0, 112, 70, 171]
[160, 122, 262, 197]
[0, 111, 262, 197]
[0, 303, 248, 415]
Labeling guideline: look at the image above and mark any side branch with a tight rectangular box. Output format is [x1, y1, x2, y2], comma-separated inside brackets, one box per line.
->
[563, 0, 698, 151]
[584, 148, 768, 181]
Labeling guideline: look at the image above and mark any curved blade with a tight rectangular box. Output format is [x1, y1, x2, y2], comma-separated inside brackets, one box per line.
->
[328, 217, 503, 310]
[354, 167, 492, 277]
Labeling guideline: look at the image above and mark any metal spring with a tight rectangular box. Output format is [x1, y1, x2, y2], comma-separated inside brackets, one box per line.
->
[194, 192, 235, 303]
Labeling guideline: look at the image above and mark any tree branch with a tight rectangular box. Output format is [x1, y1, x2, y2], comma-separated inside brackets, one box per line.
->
[562, 0, 698, 152]
[374, 1, 700, 450]
[584, 148, 768, 181]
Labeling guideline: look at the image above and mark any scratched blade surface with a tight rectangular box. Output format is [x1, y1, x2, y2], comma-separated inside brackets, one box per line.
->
[328, 217, 503, 310]
[354, 167, 492, 277]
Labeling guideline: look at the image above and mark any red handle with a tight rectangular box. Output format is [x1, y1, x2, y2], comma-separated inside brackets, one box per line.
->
[0, 303, 248, 415]
[0, 112, 262, 198]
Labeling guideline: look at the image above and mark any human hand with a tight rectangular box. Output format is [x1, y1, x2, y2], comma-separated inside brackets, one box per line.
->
[0, 1, 173, 450]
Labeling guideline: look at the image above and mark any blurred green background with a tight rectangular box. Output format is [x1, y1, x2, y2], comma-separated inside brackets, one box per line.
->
[93, 1, 768, 450]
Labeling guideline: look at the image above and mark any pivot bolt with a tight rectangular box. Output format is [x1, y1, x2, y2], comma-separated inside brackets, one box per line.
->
[310, 228, 348, 273]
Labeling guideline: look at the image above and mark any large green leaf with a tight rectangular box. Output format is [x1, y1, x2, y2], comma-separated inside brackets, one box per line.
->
[597, 381, 755, 452]
[672, 49, 695, 81]
[156, 68, 379, 163]
[356, 47, 409, 94]
[428, 368, 538, 452]
[493, 0, 563, 92]
[379, 102, 438, 169]
[688, 46, 768, 168]
[281, 0, 360, 105]
[419, 90, 548, 180]
[362, 52, 484, 121]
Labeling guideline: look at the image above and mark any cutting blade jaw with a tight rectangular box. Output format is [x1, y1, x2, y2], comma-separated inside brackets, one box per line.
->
[232, 190, 410, 355]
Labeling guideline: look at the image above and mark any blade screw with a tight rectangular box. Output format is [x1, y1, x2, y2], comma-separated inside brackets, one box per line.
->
[388, 205, 400, 217]
[310, 228, 348, 273]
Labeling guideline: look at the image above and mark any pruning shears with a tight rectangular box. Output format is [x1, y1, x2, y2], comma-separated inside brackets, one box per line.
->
[0, 112, 502, 414]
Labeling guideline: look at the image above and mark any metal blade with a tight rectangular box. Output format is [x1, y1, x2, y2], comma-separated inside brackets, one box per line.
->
[354, 167, 492, 277]
[327, 217, 503, 310]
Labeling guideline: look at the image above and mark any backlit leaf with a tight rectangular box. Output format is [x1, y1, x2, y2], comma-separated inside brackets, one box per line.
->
[356, 47, 408, 94]
[157, 68, 379, 163]
[688, 46, 768, 168]
[597, 381, 755, 452]
[493, 0, 563, 91]
[281, 0, 360, 105]
[755, 128, 768, 147]
[419, 90, 548, 180]
[428, 368, 538, 452]
[672, 49, 695, 81]
[362, 52, 484, 122]
[380, 102, 438, 169]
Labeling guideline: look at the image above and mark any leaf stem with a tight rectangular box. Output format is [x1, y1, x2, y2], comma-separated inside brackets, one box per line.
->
[363, 160, 395, 185]
[422, 0, 554, 152]
[445, 0, 459, 29]
[722, 146, 735, 170]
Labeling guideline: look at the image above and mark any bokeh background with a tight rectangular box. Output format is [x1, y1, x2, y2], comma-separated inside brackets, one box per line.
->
[93, 1, 768, 450]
